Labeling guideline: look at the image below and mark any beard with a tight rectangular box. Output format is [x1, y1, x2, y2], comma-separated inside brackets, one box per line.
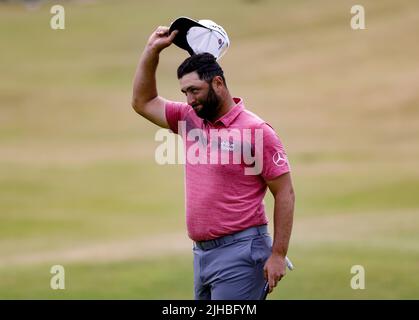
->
[192, 84, 221, 121]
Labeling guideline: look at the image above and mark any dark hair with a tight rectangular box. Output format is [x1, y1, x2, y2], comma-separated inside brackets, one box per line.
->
[177, 53, 227, 87]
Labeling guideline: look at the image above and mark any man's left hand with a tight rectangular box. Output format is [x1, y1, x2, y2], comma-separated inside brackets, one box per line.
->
[263, 253, 287, 293]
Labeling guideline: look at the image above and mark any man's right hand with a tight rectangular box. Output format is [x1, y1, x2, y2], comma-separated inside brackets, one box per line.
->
[146, 26, 178, 54]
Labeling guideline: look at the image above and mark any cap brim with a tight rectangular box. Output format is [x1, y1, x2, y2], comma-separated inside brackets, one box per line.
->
[169, 17, 207, 56]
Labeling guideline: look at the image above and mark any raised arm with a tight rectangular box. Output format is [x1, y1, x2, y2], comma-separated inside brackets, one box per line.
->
[131, 26, 178, 128]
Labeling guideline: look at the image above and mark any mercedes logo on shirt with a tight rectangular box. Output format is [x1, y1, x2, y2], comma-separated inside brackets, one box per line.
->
[272, 151, 287, 167]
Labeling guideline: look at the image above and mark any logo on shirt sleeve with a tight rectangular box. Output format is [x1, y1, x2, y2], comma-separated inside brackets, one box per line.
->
[272, 151, 288, 167]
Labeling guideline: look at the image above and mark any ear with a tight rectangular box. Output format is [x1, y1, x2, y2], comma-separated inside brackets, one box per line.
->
[212, 76, 224, 90]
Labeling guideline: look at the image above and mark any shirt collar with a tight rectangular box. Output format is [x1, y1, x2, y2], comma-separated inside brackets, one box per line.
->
[213, 97, 244, 127]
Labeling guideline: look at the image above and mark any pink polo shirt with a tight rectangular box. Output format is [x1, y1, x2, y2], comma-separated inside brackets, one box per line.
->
[165, 97, 290, 241]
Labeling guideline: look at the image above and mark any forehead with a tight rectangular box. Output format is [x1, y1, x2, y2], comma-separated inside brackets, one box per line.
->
[179, 72, 207, 90]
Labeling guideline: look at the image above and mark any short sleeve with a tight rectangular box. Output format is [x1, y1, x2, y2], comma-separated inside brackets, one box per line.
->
[259, 123, 291, 181]
[165, 100, 191, 134]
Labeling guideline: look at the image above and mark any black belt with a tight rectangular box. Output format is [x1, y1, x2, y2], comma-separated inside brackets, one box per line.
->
[194, 225, 268, 251]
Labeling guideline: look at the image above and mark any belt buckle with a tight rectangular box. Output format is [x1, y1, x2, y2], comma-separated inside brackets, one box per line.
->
[196, 240, 210, 250]
[207, 239, 217, 250]
[199, 239, 218, 250]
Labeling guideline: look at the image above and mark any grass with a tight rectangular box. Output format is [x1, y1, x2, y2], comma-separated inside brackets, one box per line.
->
[0, 255, 194, 299]
[1, 0, 419, 299]
[1, 244, 417, 299]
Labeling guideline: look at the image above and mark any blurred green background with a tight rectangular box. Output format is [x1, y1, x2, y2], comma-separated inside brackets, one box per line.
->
[1, 0, 418, 299]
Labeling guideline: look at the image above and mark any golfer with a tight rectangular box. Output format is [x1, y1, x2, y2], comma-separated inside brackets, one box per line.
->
[131, 25, 295, 300]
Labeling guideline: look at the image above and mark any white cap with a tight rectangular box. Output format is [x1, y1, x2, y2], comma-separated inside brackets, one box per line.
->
[169, 17, 230, 60]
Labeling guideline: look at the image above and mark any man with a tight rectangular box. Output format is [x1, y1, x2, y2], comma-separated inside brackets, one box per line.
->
[131, 25, 295, 300]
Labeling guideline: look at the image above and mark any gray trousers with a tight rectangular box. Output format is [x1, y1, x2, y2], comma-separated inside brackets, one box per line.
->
[193, 225, 272, 300]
